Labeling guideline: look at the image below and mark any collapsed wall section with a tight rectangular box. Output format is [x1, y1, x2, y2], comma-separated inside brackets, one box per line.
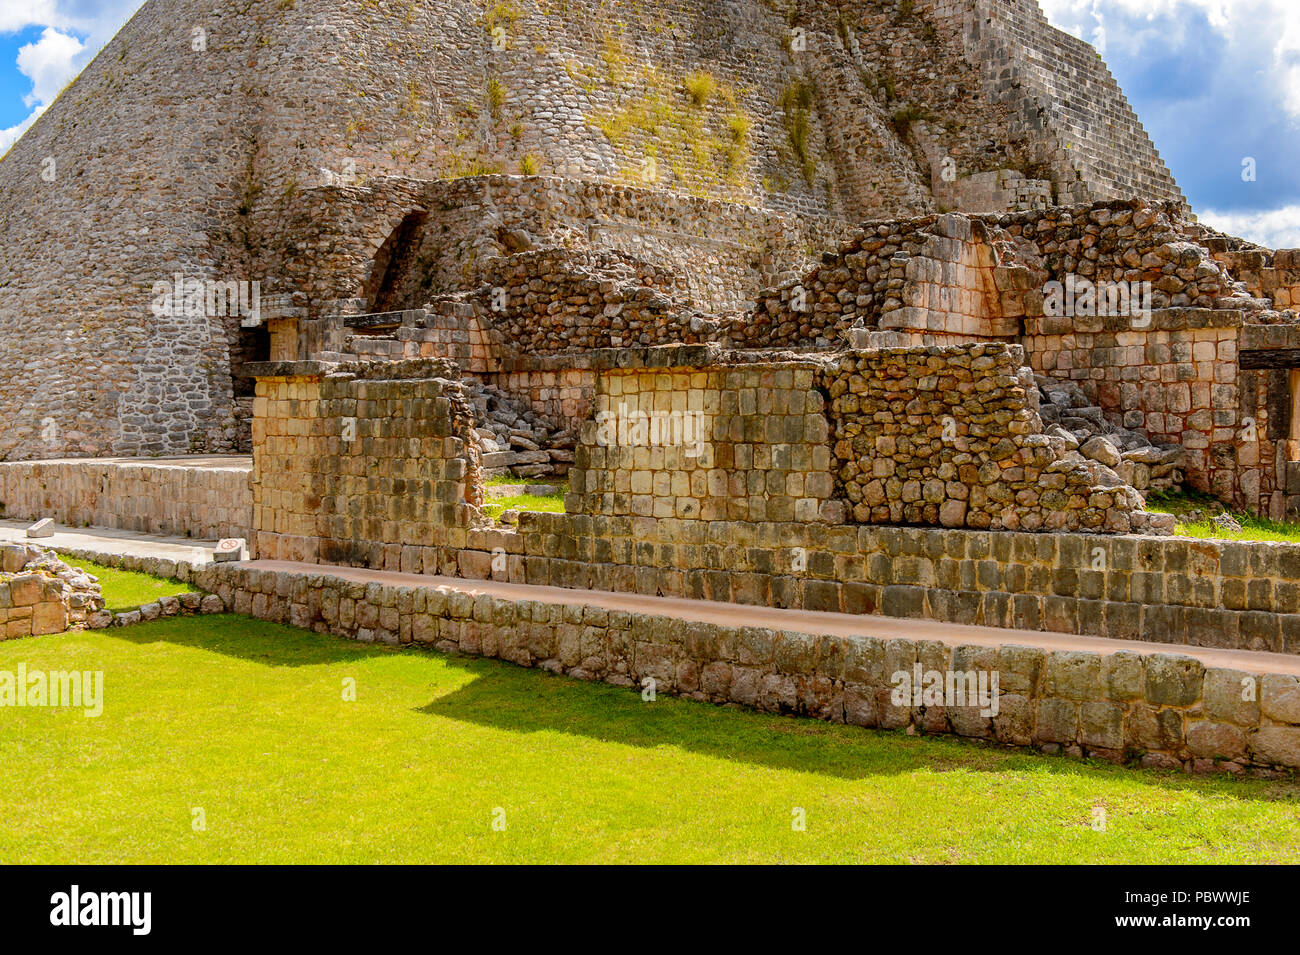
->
[258, 176, 853, 323]
[825, 343, 1157, 533]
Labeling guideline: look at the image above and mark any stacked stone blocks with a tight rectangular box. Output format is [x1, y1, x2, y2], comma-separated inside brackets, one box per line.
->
[196, 558, 1300, 774]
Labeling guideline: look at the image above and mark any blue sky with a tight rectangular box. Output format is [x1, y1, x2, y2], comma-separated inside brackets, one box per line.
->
[0, 0, 1297, 245]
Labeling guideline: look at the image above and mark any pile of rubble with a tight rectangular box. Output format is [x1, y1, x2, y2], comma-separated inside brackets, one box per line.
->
[1, 543, 110, 630]
[465, 381, 576, 479]
[1035, 376, 1185, 495]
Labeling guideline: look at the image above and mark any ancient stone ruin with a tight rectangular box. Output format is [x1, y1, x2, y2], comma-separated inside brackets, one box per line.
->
[6, 0, 1300, 774]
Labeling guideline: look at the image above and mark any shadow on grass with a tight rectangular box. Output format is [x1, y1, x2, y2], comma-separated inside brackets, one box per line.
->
[104, 613, 1300, 799]
[111, 614, 395, 667]
[418, 656, 1300, 799]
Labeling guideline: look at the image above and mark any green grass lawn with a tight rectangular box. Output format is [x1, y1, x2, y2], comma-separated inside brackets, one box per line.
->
[1145, 490, 1300, 543]
[3, 615, 1299, 864]
[57, 553, 200, 614]
[485, 474, 564, 487]
[484, 491, 566, 521]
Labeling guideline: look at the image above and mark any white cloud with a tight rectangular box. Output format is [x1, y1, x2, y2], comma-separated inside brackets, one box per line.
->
[0, 111, 37, 153]
[0, 0, 143, 153]
[1040, 0, 1300, 120]
[17, 27, 83, 108]
[1200, 206, 1300, 249]
[0, 1, 62, 34]
[1040, 0, 1232, 31]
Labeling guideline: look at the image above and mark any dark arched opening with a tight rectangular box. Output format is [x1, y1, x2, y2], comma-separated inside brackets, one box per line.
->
[231, 323, 270, 398]
[365, 210, 427, 313]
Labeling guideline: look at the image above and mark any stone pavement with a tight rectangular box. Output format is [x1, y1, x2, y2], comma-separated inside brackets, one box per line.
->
[247, 559, 1300, 678]
[0, 520, 219, 566]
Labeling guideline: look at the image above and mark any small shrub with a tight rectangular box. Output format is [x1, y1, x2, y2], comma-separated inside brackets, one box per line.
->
[487, 77, 507, 119]
[520, 153, 542, 175]
[684, 71, 718, 107]
[890, 105, 935, 138]
[727, 113, 753, 144]
[779, 80, 818, 184]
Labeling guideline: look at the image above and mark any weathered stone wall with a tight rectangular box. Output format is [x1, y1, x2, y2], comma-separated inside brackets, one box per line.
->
[0, 458, 252, 541]
[239, 351, 1300, 659]
[926, 0, 1184, 206]
[331, 304, 507, 374]
[736, 213, 1027, 348]
[260, 175, 853, 324]
[0, 0, 262, 461]
[824, 343, 1157, 533]
[0, 0, 1187, 460]
[250, 359, 486, 567]
[734, 201, 1252, 353]
[569, 360, 840, 523]
[501, 517, 1300, 654]
[1004, 201, 1243, 310]
[483, 360, 596, 435]
[1024, 311, 1242, 499]
[470, 248, 700, 352]
[195, 558, 1300, 774]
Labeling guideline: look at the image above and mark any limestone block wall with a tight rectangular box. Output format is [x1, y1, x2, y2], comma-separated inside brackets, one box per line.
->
[198, 559, 1300, 774]
[333, 304, 508, 375]
[470, 248, 702, 353]
[878, 215, 1019, 337]
[0, 458, 252, 541]
[1237, 323, 1300, 522]
[247, 354, 1300, 653]
[250, 358, 486, 568]
[568, 361, 840, 523]
[501, 517, 1300, 654]
[736, 201, 1249, 353]
[483, 361, 597, 436]
[1023, 310, 1242, 495]
[244, 348, 1300, 658]
[824, 344, 1155, 533]
[735, 214, 1019, 348]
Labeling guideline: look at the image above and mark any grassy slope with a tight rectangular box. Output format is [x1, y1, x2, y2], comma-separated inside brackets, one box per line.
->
[57, 554, 200, 614]
[3, 616, 1299, 864]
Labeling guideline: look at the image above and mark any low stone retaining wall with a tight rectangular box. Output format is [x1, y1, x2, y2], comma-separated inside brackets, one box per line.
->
[0, 458, 252, 541]
[255, 513, 1300, 656]
[51, 547, 225, 628]
[190, 559, 1300, 776]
